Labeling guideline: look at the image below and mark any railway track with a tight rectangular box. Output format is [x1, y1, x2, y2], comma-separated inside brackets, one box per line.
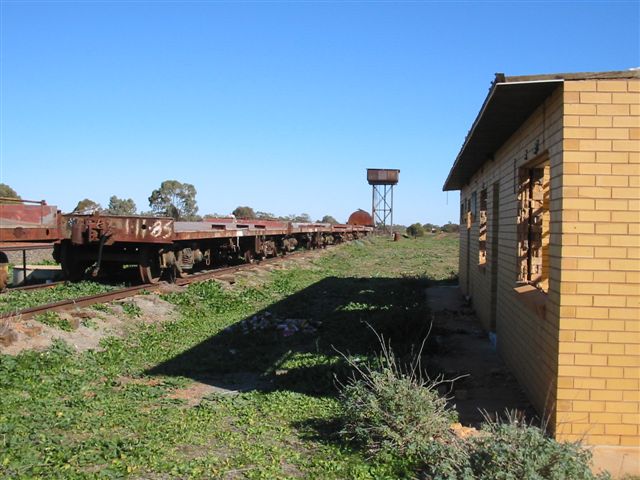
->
[6, 281, 67, 293]
[0, 247, 327, 322]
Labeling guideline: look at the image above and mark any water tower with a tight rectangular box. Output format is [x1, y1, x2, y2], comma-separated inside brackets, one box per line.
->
[367, 168, 400, 233]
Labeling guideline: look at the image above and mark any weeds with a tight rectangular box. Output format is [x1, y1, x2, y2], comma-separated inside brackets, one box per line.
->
[0, 236, 609, 479]
[337, 328, 469, 479]
[92, 303, 113, 314]
[337, 336, 609, 480]
[338, 328, 458, 454]
[0, 318, 17, 346]
[0, 235, 483, 479]
[468, 411, 610, 480]
[121, 301, 143, 318]
[34, 311, 74, 331]
[0, 281, 118, 315]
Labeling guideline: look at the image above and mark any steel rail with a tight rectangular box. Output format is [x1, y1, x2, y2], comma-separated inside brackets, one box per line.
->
[6, 281, 67, 293]
[0, 248, 325, 321]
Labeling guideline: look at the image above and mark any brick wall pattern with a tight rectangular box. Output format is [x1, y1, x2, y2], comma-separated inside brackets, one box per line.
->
[458, 78, 639, 450]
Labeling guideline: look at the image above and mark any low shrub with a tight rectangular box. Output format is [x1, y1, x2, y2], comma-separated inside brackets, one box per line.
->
[469, 413, 610, 480]
[407, 223, 426, 238]
[337, 330, 607, 480]
[337, 329, 469, 478]
[340, 363, 456, 456]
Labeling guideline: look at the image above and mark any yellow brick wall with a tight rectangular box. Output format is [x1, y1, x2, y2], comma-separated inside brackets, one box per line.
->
[555, 78, 639, 448]
[458, 78, 639, 452]
[460, 86, 564, 420]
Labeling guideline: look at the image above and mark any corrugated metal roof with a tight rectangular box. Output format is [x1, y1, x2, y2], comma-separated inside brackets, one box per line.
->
[442, 69, 639, 191]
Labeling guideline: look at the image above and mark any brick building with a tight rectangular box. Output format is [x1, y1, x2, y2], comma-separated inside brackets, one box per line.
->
[443, 70, 639, 476]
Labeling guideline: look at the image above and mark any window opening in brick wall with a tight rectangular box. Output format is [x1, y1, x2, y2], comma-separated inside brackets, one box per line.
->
[465, 197, 472, 229]
[478, 189, 488, 267]
[517, 161, 550, 293]
[464, 197, 475, 229]
[471, 191, 477, 219]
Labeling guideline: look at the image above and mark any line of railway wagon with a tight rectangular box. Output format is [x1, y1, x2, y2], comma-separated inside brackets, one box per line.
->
[0, 198, 374, 290]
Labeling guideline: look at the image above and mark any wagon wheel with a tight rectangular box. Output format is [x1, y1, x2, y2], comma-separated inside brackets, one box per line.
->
[166, 251, 188, 283]
[139, 247, 162, 284]
[174, 250, 188, 279]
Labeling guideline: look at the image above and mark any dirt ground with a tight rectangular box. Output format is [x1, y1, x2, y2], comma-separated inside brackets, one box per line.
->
[426, 285, 536, 427]
[0, 293, 179, 355]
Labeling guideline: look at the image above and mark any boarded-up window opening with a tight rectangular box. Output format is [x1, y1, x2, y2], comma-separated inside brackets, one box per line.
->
[478, 189, 488, 266]
[517, 163, 550, 292]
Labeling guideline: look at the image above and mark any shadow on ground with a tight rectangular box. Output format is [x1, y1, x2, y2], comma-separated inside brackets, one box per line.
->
[147, 276, 438, 395]
[147, 276, 534, 427]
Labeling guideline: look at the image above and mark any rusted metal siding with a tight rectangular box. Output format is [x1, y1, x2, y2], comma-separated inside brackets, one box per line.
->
[347, 209, 374, 226]
[64, 214, 373, 245]
[367, 169, 400, 185]
[62, 214, 175, 245]
[0, 203, 61, 242]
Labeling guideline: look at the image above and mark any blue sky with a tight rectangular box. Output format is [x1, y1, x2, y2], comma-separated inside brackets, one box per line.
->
[1, 1, 638, 226]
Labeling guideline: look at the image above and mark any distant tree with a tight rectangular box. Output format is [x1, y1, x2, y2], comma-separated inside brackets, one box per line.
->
[148, 180, 198, 220]
[232, 206, 256, 219]
[441, 222, 460, 233]
[255, 211, 276, 220]
[72, 198, 102, 214]
[321, 215, 338, 224]
[0, 184, 20, 203]
[106, 196, 137, 216]
[406, 223, 425, 238]
[423, 223, 437, 233]
[289, 213, 311, 222]
[203, 213, 224, 219]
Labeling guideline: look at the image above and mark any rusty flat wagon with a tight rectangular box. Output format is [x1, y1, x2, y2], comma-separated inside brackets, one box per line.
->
[55, 213, 372, 284]
[0, 198, 64, 290]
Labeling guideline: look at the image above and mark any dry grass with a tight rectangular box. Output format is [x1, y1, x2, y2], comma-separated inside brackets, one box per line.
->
[0, 317, 18, 346]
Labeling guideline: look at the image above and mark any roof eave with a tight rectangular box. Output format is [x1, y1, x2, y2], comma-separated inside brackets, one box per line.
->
[443, 69, 640, 192]
[442, 77, 563, 191]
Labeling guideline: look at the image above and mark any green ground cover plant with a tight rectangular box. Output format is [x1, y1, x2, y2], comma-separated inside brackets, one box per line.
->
[2, 234, 602, 479]
[121, 301, 142, 318]
[33, 311, 74, 332]
[0, 281, 119, 315]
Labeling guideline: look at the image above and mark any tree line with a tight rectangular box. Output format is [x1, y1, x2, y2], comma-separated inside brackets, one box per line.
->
[0, 181, 339, 224]
[406, 221, 460, 237]
[228, 206, 337, 224]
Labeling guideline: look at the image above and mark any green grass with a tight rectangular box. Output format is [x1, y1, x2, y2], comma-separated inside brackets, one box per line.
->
[0, 235, 459, 479]
[33, 311, 75, 332]
[0, 282, 119, 316]
[121, 301, 142, 318]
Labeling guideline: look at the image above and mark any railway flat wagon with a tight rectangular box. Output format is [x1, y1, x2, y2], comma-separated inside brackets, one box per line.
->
[0, 198, 63, 290]
[56, 213, 372, 284]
